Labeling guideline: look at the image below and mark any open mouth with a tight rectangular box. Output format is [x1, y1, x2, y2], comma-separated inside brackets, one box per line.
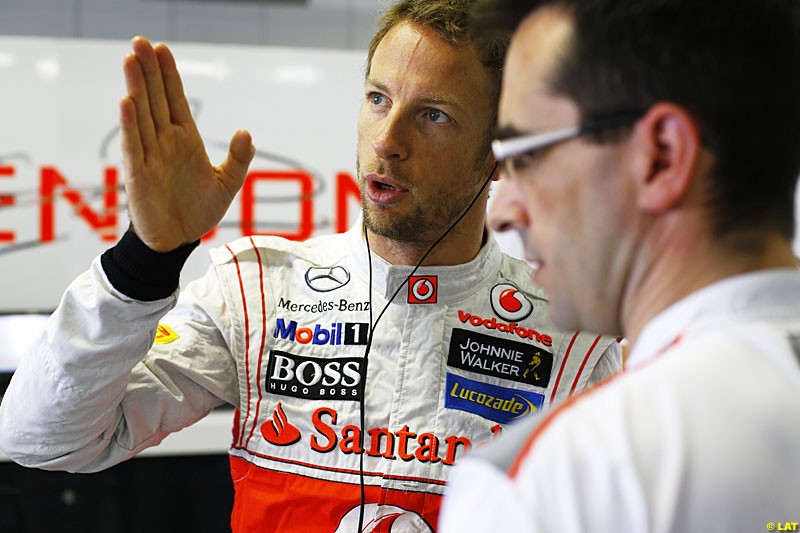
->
[365, 174, 409, 205]
[375, 181, 397, 191]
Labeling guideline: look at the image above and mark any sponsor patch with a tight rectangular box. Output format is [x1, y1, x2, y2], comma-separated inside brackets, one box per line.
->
[407, 276, 437, 304]
[266, 351, 364, 401]
[444, 373, 544, 424]
[336, 504, 433, 533]
[154, 324, 180, 345]
[456, 309, 553, 346]
[490, 283, 534, 322]
[448, 328, 553, 387]
[305, 266, 351, 292]
[274, 318, 369, 346]
[277, 297, 371, 314]
[308, 406, 472, 465]
[261, 402, 301, 446]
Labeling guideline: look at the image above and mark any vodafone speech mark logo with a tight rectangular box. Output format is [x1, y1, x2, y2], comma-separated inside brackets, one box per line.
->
[335, 504, 433, 533]
[408, 276, 437, 304]
[491, 283, 533, 322]
[261, 402, 301, 446]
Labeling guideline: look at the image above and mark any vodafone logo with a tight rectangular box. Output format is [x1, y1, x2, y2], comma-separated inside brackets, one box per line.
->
[408, 275, 437, 304]
[261, 402, 301, 446]
[490, 283, 533, 322]
[335, 504, 433, 532]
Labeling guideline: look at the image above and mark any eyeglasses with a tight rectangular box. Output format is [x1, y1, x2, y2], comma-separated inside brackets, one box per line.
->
[491, 110, 644, 179]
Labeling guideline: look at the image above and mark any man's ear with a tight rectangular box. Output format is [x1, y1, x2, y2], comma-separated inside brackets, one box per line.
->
[488, 155, 501, 182]
[630, 102, 702, 212]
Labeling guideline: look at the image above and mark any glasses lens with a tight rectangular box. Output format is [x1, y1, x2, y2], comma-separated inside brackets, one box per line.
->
[503, 157, 520, 180]
[503, 151, 537, 180]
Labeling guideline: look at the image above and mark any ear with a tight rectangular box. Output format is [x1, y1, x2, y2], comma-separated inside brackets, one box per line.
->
[490, 157, 501, 182]
[630, 103, 702, 212]
[484, 154, 501, 182]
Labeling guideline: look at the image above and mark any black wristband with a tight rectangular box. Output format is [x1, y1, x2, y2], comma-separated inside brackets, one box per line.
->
[100, 229, 200, 301]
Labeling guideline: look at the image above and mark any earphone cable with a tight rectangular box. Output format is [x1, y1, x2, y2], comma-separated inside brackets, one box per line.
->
[356, 163, 497, 531]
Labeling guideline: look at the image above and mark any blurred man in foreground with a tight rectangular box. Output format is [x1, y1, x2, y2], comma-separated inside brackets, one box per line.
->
[441, 0, 800, 531]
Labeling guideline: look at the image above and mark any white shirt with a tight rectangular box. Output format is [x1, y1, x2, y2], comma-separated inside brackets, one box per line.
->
[440, 269, 800, 533]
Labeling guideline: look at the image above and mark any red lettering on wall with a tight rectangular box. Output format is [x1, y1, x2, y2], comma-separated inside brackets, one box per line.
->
[0, 165, 15, 243]
[39, 166, 119, 242]
[335, 172, 361, 234]
[241, 171, 314, 240]
[201, 225, 219, 243]
[3, 165, 355, 249]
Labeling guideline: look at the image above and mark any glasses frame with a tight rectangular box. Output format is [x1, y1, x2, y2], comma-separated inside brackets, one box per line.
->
[491, 110, 645, 169]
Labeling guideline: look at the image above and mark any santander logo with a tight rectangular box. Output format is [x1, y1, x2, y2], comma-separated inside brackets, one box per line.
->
[491, 283, 533, 321]
[261, 402, 301, 446]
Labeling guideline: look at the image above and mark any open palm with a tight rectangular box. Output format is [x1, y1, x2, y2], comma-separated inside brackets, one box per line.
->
[120, 36, 255, 252]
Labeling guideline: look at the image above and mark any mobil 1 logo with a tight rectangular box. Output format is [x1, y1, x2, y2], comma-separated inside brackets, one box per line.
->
[266, 351, 364, 401]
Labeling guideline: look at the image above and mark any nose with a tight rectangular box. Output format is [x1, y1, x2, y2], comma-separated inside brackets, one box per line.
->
[487, 177, 528, 233]
[372, 111, 410, 161]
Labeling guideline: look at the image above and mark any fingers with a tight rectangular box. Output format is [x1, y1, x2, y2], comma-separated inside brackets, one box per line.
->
[119, 96, 144, 175]
[122, 53, 158, 157]
[130, 36, 172, 133]
[153, 43, 194, 125]
[219, 130, 256, 196]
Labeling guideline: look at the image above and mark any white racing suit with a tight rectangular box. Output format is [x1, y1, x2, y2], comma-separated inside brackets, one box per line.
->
[0, 223, 621, 532]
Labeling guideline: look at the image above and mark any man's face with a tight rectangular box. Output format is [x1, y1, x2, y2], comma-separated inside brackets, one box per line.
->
[491, 8, 633, 334]
[357, 21, 496, 243]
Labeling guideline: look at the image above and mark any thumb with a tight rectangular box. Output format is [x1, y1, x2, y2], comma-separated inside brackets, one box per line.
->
[219, 129, 255, 193]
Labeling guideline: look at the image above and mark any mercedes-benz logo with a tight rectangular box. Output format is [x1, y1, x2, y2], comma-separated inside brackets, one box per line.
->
[304, 266, 351, 292]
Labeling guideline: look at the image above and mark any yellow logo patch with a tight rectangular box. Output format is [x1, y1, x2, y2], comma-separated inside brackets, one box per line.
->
[154, 324, 180, 345]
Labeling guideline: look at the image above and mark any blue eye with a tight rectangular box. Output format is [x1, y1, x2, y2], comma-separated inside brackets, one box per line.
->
[369, 92, 388, 107]
[426, 109, 452, 124]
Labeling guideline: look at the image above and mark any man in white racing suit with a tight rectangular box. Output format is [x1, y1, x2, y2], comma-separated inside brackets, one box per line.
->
[0, 0, 621, 531]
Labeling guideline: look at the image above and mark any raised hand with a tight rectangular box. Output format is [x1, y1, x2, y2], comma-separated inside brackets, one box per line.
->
[119, 36, 255, 252]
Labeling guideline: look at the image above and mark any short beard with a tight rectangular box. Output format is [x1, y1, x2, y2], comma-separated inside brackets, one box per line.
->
[360, 180, 480, 244]
[357, 156, 491, 244]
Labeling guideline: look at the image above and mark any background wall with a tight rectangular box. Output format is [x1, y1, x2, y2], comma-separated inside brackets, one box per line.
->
[0, 0, 383, 50]
[1, 0, 799, 268]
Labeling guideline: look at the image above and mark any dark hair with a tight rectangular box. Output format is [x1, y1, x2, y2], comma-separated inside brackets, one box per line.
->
[472, 0, 800, 240]
[367, 0, 510, 158]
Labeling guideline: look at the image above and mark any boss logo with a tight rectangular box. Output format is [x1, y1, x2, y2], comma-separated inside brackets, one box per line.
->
[266, 351, 363, 401]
